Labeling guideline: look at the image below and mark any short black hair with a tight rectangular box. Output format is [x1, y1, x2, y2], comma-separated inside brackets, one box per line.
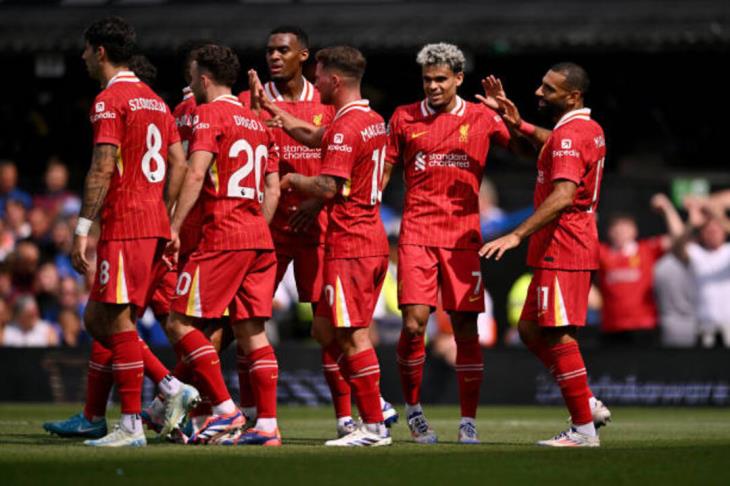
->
[316, 46, 366, 81]
[607, 212, 637, 228]
[128, 55, 157, 86]
[84, 17, 136, 65]
[550, 62, 590, 94]
[194, 44, 240, 88]
[269, 25, 309, 49]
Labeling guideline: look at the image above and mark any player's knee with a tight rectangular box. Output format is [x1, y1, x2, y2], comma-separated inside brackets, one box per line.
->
[450, 312, 478, 339]
[402, 306, 429, 335]
[517, 320, 539, 346]
[311, 317, 333, 346]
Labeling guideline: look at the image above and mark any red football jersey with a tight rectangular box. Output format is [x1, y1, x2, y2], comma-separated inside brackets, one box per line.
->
[189, 94, 279, 251]
[598, 238, 666, 332]
[172, 87, 202, 256]
[320, 100, 389, 259]
[526, 108, 606, 270]
[90, 70, 180, 241]
[240, 80, 335, 246]
[386, 97, 510, 249]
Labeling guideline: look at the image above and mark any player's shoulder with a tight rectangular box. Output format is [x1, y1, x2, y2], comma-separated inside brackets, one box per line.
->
[391, 101, 423, 121]
[238, 90, 251, 106]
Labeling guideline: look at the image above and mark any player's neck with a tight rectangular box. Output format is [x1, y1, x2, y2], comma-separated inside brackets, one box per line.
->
[206, 85, 232, 103]
[554, 102, 585, 123]
[273, 74, 304, 101]
[100, 64, 129, 87]
[333, 90, 363, 113]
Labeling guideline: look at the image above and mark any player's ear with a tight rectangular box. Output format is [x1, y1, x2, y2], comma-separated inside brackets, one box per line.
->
[300, 48, 310, 63]
[96, 45, 106, 63]
[455, 71, 465, 87]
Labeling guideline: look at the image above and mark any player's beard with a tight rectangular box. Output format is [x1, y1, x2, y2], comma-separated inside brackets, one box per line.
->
[537, 98, 565, 122]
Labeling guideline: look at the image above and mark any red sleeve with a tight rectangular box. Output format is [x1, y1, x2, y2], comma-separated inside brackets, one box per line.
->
[167, 112, 181, 146]
[189, 105, 220, 154]
[91, 93, 123, 146]
[488, 111, 511, 148]
[384, 110, 403, 165]
[550, 127, 584, 184]
[265, 130, 280, 174]
[320, 125, 358, 180]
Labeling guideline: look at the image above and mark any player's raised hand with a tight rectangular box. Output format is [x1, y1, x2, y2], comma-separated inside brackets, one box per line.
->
[475, 75, 505, 111]
[495, 95, 523, 129]
[162, 231, 180, 270]
[247, 69, 264, 113]
[71, 234, 90, 275]
[479, 232, 521, 261]
[289, 198, 324, 232]
[650, 193, 673, 212]
[266, 115, 284, 129]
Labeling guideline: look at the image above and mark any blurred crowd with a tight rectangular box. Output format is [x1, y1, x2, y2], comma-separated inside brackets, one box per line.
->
[1, 159, 728, 351]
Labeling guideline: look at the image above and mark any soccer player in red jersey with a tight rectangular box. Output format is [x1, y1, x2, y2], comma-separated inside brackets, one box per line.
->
[64, 17, 191, 447]
[237, 26, 353, 431]
[384, 43, 510, 444]
[256, 46, 392, 446]
[597, 193, 684, 344]
[165, 44, 282, 446]
[481, 63, 609, 447]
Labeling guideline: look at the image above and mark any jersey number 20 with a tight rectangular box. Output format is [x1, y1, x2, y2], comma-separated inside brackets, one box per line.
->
[228, 139, 267, 203]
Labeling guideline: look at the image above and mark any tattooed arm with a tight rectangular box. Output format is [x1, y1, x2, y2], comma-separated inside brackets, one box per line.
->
[72, 143, 117, 274]
[280, 173, 340, 200]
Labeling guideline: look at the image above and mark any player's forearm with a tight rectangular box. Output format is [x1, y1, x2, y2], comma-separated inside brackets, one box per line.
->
[263, 173, 281, 224]
[272, 106, 324, 148]
[79, 144, 117, 221]
[709, 190, 730, 209]
[382, 162, 394, 190]
[659, 202, 685, 239]
[671, 225, 693, 264]
[164, 142, 188, 215]
[511, 183, 575, 242]
[290, 173, 338, 200]
[170, 167, 205, 233]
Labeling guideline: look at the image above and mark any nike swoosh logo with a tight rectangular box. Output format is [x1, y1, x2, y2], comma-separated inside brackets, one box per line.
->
[469, 295, 481, 302]
[211, 360, 220, 365]
[411, 131, 428, 139]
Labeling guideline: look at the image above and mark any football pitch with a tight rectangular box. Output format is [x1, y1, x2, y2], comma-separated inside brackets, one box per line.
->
[1, 404, 729, 485]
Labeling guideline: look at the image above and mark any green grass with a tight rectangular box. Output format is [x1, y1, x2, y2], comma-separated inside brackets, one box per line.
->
[1, 404, 730, 485]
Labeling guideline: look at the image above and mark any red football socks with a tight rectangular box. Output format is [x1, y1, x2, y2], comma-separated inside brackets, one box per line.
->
[174, 329, 230, 406]
[83, 340, 114, 420]
[322, 342, 352, 418]
[236, 350, 255, 409]
[548, 341, 593, 425]
[140, 338, 169, 384]
[343, 348, 384, 424]
[110, 331, 144, 415]
[455, 336, 483, 419]
[247, 345, 278, 419]
[396, 330, 426, 406]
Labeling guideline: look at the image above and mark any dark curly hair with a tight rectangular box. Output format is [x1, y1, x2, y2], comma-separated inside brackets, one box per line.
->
[84, 17, 136, 65]
[128, 54, 157, 86]
[194, 44, 240, 88]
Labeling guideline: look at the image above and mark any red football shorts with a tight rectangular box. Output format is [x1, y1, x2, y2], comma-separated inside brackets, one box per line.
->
[520, 268, 592, 327]
[274, 244, 325, 303]
[144, 262, 177, 317]
[90, 238, 164, 308]
[398, 245, 485, 313]
[171, 249, 276, 321]
[316, 256, 388, 328]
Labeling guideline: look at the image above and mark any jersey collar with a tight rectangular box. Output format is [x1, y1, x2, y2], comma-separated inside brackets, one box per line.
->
[554, 108, 591, 130]
[211, 94, 243, 107]
[182, 86, 193, 100]
[106, 70, 139, 88]
[334, 99, 370, 121]
[264, 79, 314, 102]
[420, 96, 466, 117]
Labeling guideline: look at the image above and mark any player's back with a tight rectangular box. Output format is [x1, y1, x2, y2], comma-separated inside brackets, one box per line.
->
[527, 109, 606, 270]
[387, 98, 510, 249]
[190, 94, 275, 251]
[320, 100, 388, 259]
[91, 70, 177, 241]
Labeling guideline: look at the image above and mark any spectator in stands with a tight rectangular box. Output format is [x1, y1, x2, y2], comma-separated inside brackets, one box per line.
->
[50, 219, 75, 280]
[9, 240, 40, 295]
[596, 193, 684, 347]
[479, 177, 532, 240]
[0, 298, 10, 343]
[58, 309, 82, 347]
[33, 157, 81, 221]
[0, 218, 14, 261]
[5, 199, 30, 241]
[0, 264, 12, 302]
[654, 252, 697, 347]
[34, 262, 60, 323]
[57, 277, 87, 347]
[1, 295, 59, 347]
[28, 207, 55, 258]
[0, 160, 32, 218]
[674, 197, 730, 348]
